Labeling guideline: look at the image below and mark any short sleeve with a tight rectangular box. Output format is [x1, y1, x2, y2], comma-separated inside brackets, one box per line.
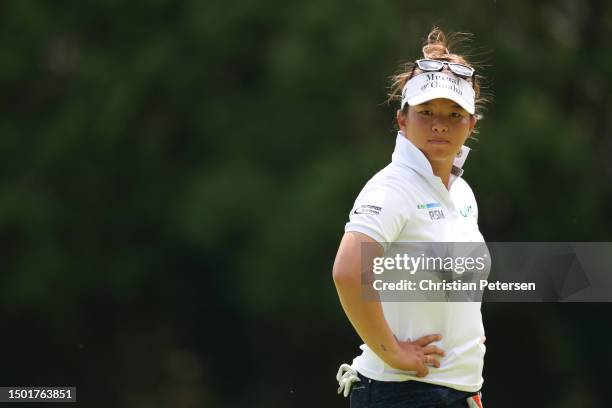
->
[345, 187, 409, 251]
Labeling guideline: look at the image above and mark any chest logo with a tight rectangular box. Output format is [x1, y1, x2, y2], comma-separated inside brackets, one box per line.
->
[459, 204, 474, 217]
[417, 202, 445, 221]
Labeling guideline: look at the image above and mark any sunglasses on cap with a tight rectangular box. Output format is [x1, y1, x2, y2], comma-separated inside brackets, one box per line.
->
[414, 59, 475, 78]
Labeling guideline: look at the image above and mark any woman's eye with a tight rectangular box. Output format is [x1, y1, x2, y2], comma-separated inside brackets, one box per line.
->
[419, 110, 432, 116]
[450, 112, 463, 118]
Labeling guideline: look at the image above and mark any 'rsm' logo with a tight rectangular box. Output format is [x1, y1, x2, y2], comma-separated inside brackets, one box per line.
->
[428, 209, 445, 220]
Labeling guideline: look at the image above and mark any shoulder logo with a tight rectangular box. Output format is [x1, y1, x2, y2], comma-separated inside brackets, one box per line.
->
[417, 202, 445, 220]
[353, 205, 382, 215]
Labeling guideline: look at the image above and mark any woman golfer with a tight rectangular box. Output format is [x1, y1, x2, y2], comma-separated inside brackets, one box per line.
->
[333, 28, 488, 407]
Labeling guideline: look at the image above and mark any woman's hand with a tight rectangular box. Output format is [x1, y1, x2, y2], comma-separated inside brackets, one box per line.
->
[387, 334, 445, 377]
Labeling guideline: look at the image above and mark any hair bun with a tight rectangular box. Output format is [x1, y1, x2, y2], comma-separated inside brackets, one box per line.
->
[422, 44, 450, 59]
[422, 27, 450, 59]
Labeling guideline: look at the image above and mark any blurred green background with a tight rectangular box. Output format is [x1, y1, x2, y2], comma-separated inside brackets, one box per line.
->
[1, 0, 611, 407]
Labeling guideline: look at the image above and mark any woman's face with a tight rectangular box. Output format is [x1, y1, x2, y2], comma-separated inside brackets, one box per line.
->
[397, 98, 477, 165]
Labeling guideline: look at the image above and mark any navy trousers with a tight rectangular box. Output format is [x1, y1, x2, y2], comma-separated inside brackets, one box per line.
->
[350, 373, 479, 408]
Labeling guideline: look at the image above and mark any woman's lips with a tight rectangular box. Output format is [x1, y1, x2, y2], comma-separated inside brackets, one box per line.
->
[428, 139, 450, 144]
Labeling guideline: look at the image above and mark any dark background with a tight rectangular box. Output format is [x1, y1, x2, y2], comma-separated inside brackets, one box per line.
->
[1, 0, 611, 407]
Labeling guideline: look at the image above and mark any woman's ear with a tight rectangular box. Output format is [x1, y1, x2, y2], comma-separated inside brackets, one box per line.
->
[469, 114, 477, 132]
[396, 108, 407, 132]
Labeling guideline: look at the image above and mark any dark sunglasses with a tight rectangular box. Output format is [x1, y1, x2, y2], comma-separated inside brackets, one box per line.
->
[414, 59, 475, 78]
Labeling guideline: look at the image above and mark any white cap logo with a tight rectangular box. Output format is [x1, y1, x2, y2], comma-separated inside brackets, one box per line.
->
[401, 72, 475, 114]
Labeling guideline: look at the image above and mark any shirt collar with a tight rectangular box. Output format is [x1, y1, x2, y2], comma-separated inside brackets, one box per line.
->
[391, 131, 471, 180]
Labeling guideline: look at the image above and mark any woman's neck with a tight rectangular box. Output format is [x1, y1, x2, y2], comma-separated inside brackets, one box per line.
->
[429, 159, 453, 189]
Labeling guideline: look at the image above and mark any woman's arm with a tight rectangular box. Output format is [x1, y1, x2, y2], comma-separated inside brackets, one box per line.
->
[332, 231, 445, 377]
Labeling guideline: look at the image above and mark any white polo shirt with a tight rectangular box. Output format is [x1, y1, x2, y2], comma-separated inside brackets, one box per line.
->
[345, 131, 486, 393]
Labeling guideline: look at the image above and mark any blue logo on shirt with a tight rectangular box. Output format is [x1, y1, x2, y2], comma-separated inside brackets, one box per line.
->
[417, 202, 441, 209]
[417, 202, 445, 220]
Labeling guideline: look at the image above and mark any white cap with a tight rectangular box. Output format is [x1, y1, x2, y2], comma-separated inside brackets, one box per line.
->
[401, 72, 475, 114]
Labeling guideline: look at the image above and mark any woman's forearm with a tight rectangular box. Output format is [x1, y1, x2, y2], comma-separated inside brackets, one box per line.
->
[334, 276, 401, 361]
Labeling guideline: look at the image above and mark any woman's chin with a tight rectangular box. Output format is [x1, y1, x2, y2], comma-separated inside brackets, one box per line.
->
[423, 146, 456, 162]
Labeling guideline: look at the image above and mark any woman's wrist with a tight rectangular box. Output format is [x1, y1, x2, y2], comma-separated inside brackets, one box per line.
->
[372, 337, 401, 366]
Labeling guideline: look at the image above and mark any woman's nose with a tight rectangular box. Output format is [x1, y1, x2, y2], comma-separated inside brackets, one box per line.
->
[432, 121, 448, 133]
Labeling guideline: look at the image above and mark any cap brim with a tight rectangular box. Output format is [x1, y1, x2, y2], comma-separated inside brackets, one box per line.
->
[404, 89, 475, 114]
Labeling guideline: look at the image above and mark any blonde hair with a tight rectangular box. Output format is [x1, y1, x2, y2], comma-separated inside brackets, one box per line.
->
[387, 27, 490, 118]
